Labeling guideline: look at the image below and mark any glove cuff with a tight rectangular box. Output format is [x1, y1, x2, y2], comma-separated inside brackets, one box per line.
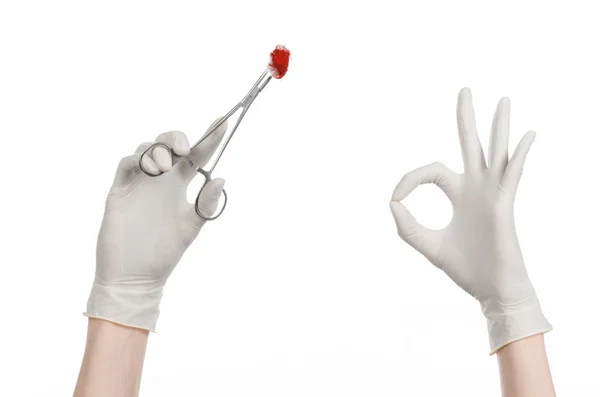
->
[84, 280, 163, 332]
[485, 303, 552, 355]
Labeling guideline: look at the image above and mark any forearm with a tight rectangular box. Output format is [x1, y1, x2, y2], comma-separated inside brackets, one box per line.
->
[497, 334, 556, 397]
[74, 318, 149, 397]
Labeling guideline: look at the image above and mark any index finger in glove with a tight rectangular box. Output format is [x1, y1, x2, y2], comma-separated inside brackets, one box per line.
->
[391, 162, 460, 203]
[179, 118, 229, 182]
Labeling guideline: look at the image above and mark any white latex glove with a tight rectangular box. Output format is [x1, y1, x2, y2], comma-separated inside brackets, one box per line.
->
[389, 88, 552, 354]
[85, 119, 228, 332]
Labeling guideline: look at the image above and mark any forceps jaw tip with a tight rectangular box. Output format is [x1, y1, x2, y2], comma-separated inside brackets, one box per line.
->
[240, 70, 272, 108]
[241, 86, 261, 108]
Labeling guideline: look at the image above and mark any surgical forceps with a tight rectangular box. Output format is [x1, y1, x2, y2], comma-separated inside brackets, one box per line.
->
[139, 70, 273, 220]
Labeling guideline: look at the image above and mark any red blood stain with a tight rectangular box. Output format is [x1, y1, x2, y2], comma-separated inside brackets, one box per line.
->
[268, 45, 291, 79]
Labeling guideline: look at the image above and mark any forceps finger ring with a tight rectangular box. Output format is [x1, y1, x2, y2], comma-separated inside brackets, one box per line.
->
[194, 167, 228, 221]
[138, 142, 229, 220]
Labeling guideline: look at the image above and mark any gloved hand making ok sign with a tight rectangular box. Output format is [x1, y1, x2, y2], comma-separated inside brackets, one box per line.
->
[389, 88, 552, 354]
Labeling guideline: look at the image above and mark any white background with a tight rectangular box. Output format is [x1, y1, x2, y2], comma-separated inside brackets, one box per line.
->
[0, 0, 598, 395]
